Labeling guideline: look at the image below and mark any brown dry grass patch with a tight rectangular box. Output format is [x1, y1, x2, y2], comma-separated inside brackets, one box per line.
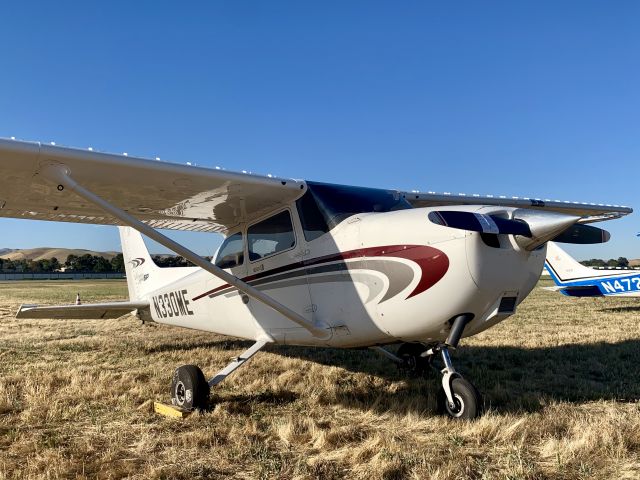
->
[1, 279, 639, 479]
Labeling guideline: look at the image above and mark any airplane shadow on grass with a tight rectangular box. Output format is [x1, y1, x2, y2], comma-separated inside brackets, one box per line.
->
[151, 338, 640, 415]
[251, 340, 640, 415]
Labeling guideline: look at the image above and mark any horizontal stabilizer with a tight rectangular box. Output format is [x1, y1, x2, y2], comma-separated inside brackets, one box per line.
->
[556, 285, 603, 297]
[542, 285, 602, 296]
[542, 286, 563, 291]
[16, 301, 149, 319]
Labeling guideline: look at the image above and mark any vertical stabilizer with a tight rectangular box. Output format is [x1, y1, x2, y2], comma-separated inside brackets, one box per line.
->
[545, 242, 610, 284]
[118, 227, 198, 300]
[119, 227, 159, 300]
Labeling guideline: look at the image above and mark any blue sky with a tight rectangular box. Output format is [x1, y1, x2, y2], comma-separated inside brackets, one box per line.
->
[0, 1, 638, 259]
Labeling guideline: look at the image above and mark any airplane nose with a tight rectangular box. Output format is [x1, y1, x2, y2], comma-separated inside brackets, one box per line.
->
[464, 231, 544, 314]
[511, 210, 579, 251]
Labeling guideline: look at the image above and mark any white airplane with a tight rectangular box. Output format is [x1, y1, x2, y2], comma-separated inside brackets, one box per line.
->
[545, 242, 640, 297]
[0, 138, 632, 419]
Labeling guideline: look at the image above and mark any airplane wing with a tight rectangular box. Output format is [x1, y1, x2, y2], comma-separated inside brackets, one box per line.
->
[0, 138, 631, 233]
[0, 138, 305, 233]
[16, 301, 149, 319]
[401, 191, 632, 223]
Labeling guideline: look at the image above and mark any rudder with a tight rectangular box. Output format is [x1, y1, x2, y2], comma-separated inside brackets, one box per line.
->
[119, 227, 159, 301]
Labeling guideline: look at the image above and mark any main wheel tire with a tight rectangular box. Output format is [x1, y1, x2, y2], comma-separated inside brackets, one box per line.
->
[397, 342, 430, 376]
[437, 377, 481, 420]
[170, 365, 210, 411]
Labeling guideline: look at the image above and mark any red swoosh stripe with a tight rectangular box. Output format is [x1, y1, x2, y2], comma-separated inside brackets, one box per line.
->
[192, 245, 448, 302]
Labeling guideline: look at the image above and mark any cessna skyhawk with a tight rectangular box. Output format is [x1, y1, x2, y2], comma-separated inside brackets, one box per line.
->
[0, 138, 632, 419]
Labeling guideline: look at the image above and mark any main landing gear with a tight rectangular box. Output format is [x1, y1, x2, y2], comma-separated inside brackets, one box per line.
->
[170, 340, 268, 411]
[373, 314, 482, 420]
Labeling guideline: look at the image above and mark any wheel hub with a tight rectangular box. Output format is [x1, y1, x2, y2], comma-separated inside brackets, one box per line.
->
[175, 381, 186, 406]
[446, 394, 465, 418]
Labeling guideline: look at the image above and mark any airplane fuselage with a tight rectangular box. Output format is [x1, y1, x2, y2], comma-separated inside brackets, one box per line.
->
[546, 267, 640, 297]
[142, 205, 545, 347]
[544, 241, 640, 298]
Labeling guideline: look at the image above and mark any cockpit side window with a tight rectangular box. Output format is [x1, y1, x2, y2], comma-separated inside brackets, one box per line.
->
[248, 210, 296, 261]
[215, 232, 244, 269]
[296, 190, 330, 242]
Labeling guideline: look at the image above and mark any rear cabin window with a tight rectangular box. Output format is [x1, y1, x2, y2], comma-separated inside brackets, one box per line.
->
[248, 210, 296, 261]
[215, 232, 244, 269]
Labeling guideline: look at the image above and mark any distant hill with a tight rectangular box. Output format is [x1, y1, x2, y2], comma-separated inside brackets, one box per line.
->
[0, 248, 120, 262]
[630, 259, 640, 267]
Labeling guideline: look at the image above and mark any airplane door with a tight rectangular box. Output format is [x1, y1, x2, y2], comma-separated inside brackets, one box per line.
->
[204, 231, 257, 340]
[245, 209, 314, 344]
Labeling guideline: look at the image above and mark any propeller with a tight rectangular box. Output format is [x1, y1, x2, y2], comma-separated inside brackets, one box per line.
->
[428, 211, 532, 237]
[552, 223, 611, 244]
[429, 209, 610, 250]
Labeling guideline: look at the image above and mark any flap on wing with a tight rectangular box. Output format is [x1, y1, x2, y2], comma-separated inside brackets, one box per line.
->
[16, 301, 149, 319]
[402, 191, 632, 223]
[0, 139, 305, 233]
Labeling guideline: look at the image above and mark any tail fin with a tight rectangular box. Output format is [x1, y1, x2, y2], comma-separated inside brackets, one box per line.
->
[545, 241, 606, 285]
[119, 227, 159, 301]
[118, 227, 198, 300]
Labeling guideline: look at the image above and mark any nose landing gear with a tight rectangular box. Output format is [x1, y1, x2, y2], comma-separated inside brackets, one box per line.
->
[378, 313, 482, 420]
[433, 313, 482, 420]
[432, 343, 481, 420]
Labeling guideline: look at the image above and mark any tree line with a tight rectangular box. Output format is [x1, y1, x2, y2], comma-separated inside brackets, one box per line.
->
[0, 252, 632, 272]
[580, 257, 632, 268]
[0, 254, 210, 273]
[0, 254, 125, 273]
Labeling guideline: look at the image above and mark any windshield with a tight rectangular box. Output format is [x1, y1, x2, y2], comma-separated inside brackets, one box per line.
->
[296, 181, 412, 240]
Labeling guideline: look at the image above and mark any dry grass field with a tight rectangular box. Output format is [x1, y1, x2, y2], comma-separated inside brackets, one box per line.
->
[1, 279, 639, 479]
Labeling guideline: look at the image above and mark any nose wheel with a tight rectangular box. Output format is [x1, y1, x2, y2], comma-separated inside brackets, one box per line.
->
[437, 376, 481, 419]
[432, 344, 481, 420]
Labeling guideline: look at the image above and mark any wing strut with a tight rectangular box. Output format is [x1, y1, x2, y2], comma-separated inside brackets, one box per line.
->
[41, 164, 330, 340]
